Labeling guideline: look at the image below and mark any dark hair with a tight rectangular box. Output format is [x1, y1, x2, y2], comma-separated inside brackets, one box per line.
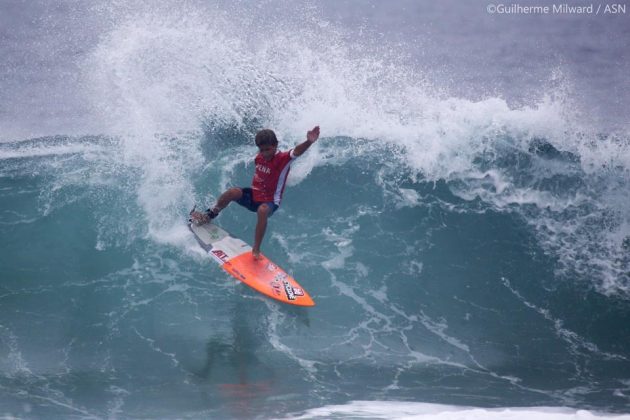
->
[255, 129, 278, 147]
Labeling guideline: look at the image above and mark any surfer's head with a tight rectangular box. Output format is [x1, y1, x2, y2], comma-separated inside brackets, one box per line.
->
[255, 129, 278, 147]
[255, 129, 278, 160]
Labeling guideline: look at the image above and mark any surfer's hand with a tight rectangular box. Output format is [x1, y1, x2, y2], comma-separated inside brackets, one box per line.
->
[307, 126, 320, 143]
[293, 126, 320, 157]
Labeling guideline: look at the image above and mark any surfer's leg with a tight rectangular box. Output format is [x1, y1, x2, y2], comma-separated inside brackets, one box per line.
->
[191, 188, 243, 225]
[214, 187, 243, 213]
[252, 203, 272, 259]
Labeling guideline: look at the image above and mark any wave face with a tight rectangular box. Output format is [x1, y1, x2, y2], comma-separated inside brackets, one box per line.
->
[1, 1, 630, 418]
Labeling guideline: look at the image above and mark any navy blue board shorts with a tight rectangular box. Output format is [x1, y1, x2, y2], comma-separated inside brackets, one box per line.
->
[236, 188, 279, 216]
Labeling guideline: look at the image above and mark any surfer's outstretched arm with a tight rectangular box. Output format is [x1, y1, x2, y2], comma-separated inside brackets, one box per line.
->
[292, 126, 320, 157]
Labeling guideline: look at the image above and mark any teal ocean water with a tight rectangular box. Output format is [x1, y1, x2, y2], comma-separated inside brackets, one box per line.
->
[1, 1, 630, 418]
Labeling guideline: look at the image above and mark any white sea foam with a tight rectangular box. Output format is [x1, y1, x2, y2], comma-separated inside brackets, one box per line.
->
[76, 1, 630, 295]
[287, 400, 630, 420]
[0, 143, 107, 160]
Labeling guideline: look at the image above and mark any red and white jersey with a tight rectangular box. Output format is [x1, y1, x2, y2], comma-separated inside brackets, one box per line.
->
[251, 150, 296, 204]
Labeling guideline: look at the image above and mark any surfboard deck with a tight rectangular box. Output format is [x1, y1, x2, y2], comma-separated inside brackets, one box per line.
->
[188, 221, 315, 307]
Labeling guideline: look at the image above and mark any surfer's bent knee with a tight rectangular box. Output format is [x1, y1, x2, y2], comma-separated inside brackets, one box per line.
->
[258, 203, 270, 217]
[228, 187, 243, 200]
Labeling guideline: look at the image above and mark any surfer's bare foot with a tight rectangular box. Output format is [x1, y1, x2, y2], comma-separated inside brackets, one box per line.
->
[190, 210, 210, 225]
[252, 250, 261, 260]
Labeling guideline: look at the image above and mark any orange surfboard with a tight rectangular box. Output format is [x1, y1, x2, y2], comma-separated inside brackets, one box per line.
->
[188, 221, 315, 306]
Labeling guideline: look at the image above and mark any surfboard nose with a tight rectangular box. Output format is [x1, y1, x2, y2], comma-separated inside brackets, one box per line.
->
[223, 252, 315, 307]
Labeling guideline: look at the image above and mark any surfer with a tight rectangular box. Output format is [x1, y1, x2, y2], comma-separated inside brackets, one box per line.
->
[191, 126, 321, 260]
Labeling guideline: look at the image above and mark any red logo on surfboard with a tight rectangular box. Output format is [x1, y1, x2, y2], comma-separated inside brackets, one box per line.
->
[212, 249, 229, 263]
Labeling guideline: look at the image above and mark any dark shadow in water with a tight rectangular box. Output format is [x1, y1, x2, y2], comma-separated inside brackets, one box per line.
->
[281, 303, 311, 329]
[193, 297, 277, 418]
[528, 137, 580, 163]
